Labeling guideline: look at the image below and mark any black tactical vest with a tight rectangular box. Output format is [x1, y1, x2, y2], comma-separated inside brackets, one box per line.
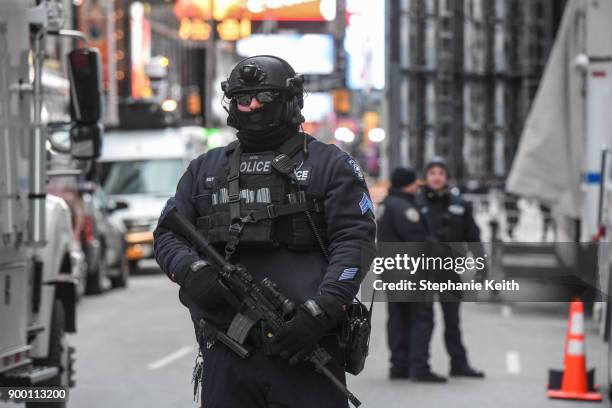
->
[195, 134, 327, 259]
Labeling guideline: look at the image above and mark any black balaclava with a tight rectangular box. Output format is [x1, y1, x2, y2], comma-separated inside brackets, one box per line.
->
[222, 56, 305, 151]
[228, 94, 297, 151]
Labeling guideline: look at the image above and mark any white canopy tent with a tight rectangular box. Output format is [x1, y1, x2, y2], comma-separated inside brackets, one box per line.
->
[506, 0, 586, 221]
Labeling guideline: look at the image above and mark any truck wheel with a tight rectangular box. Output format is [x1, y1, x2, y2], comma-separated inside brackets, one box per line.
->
[28, 300, 74, 408]
[110, 255, 129, 289]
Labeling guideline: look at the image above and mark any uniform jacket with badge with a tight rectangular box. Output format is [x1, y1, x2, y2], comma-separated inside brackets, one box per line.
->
[417, 186, 480, 242]
[154, 133, 377, 328]
[416, 186, 483, 286]
[377, 188, 429, 243]
[377, 188, 432, 301]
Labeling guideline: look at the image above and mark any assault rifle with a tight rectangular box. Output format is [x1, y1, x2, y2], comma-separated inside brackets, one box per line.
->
[159, 207, 361, 407]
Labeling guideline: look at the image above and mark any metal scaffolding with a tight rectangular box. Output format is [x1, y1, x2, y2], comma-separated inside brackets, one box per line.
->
[387, 0, 567, 182]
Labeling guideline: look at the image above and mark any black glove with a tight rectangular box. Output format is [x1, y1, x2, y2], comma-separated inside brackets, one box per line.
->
[178, 257, 230, 311]
[274, 295, 346, 359]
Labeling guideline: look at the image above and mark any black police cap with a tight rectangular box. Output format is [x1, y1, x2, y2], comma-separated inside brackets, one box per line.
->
[391, 167, 418, 188]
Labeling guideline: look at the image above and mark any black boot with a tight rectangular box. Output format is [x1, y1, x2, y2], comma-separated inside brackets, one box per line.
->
[450, 366, 485, 378]
[390, 366, 412, 379]
[411, 371, 447, 383]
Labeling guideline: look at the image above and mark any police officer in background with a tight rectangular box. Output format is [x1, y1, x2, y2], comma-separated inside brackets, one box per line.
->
[417, 156, 485, 379]
[377, 167, 432, 380]
[154, 55, 376, 407]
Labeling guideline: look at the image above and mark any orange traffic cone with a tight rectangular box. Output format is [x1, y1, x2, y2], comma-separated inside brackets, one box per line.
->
[547, 299, 602, 401]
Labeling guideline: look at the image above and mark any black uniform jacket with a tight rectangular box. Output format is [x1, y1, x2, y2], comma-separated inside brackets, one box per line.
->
[376, 188, 431, 301]
[154, 134, 377, 326]
[416, 186, 484, 287]
[377, 188, 429, 243]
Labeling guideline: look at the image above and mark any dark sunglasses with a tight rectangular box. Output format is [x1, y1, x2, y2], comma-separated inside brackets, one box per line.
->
[234, 91, 280, 106]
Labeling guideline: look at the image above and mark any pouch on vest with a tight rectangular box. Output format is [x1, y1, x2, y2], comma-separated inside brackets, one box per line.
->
[195, 135, 327, 252]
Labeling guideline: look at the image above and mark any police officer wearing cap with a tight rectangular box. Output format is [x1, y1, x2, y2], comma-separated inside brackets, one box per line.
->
[154, 55, 376, 407]
[377, 167, 434, 380]
[417, 156, 485, 379]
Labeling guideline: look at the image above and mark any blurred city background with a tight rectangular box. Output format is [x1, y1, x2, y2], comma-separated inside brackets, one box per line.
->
[4, 0, 612, 407]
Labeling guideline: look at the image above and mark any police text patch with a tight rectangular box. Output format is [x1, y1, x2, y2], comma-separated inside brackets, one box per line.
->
[346, 156, 364, 181]
[240, 154, 273, 174]
[293, 162, 312, 185]
[204, 176, 215, 188]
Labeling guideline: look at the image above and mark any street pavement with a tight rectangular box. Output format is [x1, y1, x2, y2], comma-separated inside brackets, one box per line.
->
[52, 270, 607, 408]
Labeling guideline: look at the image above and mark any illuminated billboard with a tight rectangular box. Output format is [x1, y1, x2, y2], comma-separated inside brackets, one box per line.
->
[302, 92, 333, 122]
[245, 0, 336, 21]
[236, 34, 334, 74]
[345, 0, 385, 90]
[174, 0, 335, 22]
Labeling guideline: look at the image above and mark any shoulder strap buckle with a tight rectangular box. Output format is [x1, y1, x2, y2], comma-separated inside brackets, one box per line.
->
[312, 199, 322, 213]
[266, 204, 277, 219]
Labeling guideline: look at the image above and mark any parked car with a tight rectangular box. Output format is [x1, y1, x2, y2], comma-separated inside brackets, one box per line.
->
[80, 182, 130, 291]
[47, 126, 129, 294]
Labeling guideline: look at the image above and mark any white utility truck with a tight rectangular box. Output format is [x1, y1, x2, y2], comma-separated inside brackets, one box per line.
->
[0, 1, 103, 406]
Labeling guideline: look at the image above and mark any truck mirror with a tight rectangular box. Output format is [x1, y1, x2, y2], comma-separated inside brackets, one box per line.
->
[67, 48, 103, 124]
[70, 123, 102, 160]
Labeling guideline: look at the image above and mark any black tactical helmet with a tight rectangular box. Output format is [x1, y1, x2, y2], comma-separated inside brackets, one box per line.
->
[221, 55, 305, 129]
[221, 55, 304, 102]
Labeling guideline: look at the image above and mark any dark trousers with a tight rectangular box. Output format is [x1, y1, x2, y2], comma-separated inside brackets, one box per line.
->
[409, 302, 434, 375]
[400, 302, 470, 375]
[200, 342, 348, 408]
[387, 302, 413, 371]
[440, 301, 469, 370]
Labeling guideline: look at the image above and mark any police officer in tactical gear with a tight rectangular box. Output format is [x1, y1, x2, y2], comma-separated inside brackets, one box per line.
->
[154, 55, 376, 407]
[377, 167, 434, 380]
[416, 156, 485, 379]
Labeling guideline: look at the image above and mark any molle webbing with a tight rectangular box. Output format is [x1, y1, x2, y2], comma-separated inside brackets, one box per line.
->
[196, 134, 327, 253]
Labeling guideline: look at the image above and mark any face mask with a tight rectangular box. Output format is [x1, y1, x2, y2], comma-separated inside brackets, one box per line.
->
[227, 96, 295, 150]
